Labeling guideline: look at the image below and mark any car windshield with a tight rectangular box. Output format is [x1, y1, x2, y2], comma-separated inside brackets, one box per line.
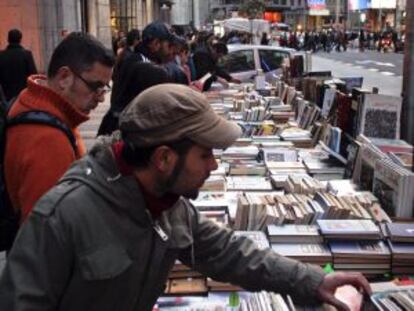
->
[258, 49, 288, 72]
[218, 49, 255, 73]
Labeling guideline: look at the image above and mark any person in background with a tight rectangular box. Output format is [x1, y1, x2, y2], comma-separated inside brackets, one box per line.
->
[261, 32, 269, 45]
[0, 29, 37, 102]
[193, 41, 241, 91]
[177, 43, 192, 84]
[164, 36, 189, 85]
[112, 30, 125, 54]
[116, 37, 127, 58]
[97, 21, 176, 136]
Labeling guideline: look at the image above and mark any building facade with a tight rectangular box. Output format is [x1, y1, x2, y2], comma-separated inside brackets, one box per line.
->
[0, 0, 161, 72]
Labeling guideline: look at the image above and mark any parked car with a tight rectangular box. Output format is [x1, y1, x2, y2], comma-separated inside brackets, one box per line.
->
[217, 44, 304, 83]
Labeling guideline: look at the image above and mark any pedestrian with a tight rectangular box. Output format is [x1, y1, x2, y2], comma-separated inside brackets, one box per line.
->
[0, 29, 37, 102]
[359, 29, 365, 52]
[3, 32, 114, 224]
[164, 36, 190, 85]
[97, 21, 177, 136]
[112, 30, 125, 54]
[260, 32, 269, 45]
[0, 83, 372, 311]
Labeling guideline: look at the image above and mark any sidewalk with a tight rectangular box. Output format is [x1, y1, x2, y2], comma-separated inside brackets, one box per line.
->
[79, 93, 110, 150]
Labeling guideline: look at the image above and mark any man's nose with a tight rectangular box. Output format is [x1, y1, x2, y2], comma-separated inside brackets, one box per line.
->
[95, 92, 106, 103]
[209, 157, 218, 172]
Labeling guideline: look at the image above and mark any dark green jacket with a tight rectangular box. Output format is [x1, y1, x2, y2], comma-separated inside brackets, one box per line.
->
[0, 143, 325, 311]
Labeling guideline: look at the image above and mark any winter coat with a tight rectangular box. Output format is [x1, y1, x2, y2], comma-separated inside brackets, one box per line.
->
[0, 142, 325, 311]
[0, 43, 37, 101]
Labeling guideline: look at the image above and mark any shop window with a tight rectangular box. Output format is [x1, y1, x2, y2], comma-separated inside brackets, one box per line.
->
[110, 0, 138, 34]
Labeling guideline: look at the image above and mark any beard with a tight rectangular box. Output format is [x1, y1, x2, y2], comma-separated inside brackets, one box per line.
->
[155, 154, 202, 200]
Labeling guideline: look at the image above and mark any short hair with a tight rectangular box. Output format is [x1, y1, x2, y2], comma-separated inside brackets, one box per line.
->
[121, 138, 194, 169]
[116, 62, 170, 112]
[8, 29, 22, 44]
[126, 29, 140, 46]
[47, 32, 115, 78]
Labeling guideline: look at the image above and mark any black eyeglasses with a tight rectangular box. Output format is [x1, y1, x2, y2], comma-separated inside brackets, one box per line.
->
[72, 70, 111, 94]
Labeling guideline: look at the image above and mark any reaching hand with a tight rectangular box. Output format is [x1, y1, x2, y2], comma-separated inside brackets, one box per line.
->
[316, 272, 372, 311]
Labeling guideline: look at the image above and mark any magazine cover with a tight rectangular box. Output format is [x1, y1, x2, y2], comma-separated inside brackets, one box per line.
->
[359, 94, 402, 139]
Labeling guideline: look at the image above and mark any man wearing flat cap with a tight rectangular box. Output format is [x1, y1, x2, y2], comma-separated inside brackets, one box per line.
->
[0, 84, 370, 311]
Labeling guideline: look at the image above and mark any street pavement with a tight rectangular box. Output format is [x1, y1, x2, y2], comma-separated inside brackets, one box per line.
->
[311, 49, 403, 97]
[315, 49, 403, 77]
[78, 96, 110, 150]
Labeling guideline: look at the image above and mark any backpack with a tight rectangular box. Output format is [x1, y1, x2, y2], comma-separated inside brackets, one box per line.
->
[0, 95, 77, 251]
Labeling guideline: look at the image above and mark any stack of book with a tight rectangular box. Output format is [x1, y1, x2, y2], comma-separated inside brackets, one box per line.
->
[267, 224, 323, 244]
[313, 192, 372, 220]
[234, 192, 285, 230]
[226, 176, 273, 191]
[235, 192, 325, 230]
[228, 160, 266, 176]
[279, 128, 313, 148]
[271, 242, 332, 266]
[371, 288, 414, 310]
[283, 175, 326, 195]
[317, 219, 382, 240]
[199, 175, 226, 192]
[386, 223, 414, 275]
[329, 240, 391, 275]
[303, 157, 345, 181]
[221, 146, 259, 161]
[243, 106, 268, 121]
[240, 292, 296, 311]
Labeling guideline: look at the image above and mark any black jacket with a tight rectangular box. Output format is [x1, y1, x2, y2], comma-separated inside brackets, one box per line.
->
[97, 44, 169, 136]
[192, 45, 232, 91]
[0, 44, 37, 101]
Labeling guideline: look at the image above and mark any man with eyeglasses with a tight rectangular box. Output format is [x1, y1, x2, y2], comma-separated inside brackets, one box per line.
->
[3, 32, 114, 226]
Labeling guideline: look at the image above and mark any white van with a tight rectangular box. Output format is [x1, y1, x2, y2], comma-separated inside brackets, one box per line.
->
[218, 44, 306, 83]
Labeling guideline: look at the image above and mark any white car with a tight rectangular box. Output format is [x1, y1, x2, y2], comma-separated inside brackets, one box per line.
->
[218, 44, 302, 83]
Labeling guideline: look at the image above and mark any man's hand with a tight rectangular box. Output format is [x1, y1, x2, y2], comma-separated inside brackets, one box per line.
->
[316, 272, 372, 311]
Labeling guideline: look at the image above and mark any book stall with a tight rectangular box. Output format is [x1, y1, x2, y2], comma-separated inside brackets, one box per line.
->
[154, 60, 414, 311]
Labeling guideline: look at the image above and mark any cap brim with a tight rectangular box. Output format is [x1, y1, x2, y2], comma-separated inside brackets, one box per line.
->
[190, 113, 242, 149]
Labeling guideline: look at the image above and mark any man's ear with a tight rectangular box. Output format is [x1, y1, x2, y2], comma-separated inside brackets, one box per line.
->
[151, 146, 177, 173]
[54, 66, 74, 91]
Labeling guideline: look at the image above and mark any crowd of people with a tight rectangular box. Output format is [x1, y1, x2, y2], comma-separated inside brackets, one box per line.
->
[0, 22, 373, 311]
[217, 27, 404, 54]
[274, 28, 403, 53]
